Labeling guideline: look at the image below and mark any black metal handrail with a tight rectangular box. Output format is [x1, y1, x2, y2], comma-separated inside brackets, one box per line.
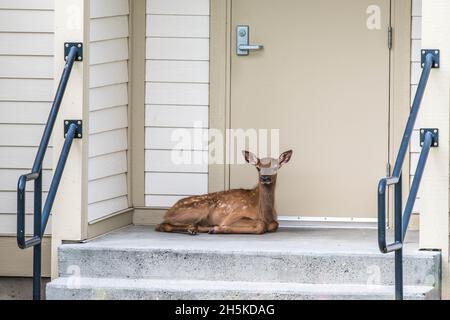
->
[16, 45, 81, 300]
[377, 51, 439, 300]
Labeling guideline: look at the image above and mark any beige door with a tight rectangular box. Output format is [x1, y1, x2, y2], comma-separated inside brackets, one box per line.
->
[229, 0, 391, 218]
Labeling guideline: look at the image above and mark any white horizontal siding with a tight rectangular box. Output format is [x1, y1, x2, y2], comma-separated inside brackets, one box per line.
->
[144, 195, 186, 208]
[145, 172, 208, 196]
[146, 15, 209, 38]
[91, 0, 129, 19]
[90, 16, 129, 42]
[0, 1, 54, 235]
[146, 0, 210, 16]
[145, 150, 208, 173]
[90, 61, 129, 88]
[0, 56, 53, 79]
[0, 0, 53, 10]
[90, 83, 128, 111]
[145, 105, 208, 128]
[0, 124, 48, 147]
[0, 215, 51, 236]
[88, 196, 129, 222]
[0, 192, 48, 214]
[0, 102, 51, 124]
[145, 128, 208, 151]
[89, 128, 128, 158]
[88, 0, 130, 222]
[0, 33, 53, 56]
[89, 106, 128, 135]
[0, 169, 51, 192]
[89, 151, 128, 181]
[0, 79, 53, 102]
[0, 10, 53, 32]
[0, 147, 52, 169]
[146, 38, 209, 60]
[88, 174, 128, 204]
[146, 83, 209, 105]
[146, 60, 209, 83]
[145, 0, 210, 208]
[90, 38, 129, 65]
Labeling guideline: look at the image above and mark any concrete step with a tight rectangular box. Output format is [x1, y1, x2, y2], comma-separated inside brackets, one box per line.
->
[48, 226, 442, 300]
[46, 277, 437, 300]
[56, 228, 440, 287]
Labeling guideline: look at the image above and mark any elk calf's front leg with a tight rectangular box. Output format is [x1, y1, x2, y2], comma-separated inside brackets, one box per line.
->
[156, 223, 198, 235]
[210, 220, 266, 235]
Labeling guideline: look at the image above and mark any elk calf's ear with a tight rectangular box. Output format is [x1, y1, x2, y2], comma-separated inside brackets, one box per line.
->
[242, 150, 260, 166]
[279, 150, 293, 167]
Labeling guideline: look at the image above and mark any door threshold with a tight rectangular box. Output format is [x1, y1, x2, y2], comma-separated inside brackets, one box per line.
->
[278, 216, 377, 229]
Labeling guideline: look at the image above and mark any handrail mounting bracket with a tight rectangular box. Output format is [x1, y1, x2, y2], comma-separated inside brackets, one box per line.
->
[421, 49, 440, 68]
[420, 128, 439, 147]
[64, 120, 83, 139]
[64, 42, 83, 62]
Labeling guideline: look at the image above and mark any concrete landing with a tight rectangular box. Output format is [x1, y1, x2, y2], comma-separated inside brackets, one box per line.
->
[67, 226, 426, 256]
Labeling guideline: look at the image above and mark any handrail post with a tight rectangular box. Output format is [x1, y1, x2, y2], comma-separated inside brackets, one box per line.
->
[394, 175, 403, 300]
[32, 173, 42, 300]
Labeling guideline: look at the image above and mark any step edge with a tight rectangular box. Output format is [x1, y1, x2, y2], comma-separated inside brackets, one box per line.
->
[58, 245, 440, 259]
[47, 277, 435, 297]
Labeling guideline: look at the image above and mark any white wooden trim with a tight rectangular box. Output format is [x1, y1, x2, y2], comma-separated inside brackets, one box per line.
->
[51, 0, 90, 279]
[420, 0, 450, 298]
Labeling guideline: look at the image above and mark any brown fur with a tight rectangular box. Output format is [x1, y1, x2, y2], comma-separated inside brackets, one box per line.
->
[155, 150, 293, 235]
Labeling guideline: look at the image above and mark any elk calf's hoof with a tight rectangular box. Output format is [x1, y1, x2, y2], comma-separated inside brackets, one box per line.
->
[187, 227, 198, 236]
[209, 226, 219, 234]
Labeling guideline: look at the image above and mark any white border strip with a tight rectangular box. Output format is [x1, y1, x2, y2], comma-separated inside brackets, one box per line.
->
[278, 216, 378, 229]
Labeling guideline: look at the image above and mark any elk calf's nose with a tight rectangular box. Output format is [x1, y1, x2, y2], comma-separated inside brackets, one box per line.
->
[261, 176, 271, 183]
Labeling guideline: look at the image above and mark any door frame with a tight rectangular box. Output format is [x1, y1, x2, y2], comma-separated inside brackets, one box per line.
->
[209, 0, 412, 227]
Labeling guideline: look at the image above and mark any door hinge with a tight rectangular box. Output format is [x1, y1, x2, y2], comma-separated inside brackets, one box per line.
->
[388, 27, 393, 49]
[386, 162, 391, 177]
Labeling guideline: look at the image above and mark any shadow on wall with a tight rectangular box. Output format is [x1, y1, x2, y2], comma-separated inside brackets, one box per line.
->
[0, 277, 50, 300]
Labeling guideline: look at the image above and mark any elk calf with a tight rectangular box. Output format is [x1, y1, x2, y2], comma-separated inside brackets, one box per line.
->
[155, 150, 293, 235]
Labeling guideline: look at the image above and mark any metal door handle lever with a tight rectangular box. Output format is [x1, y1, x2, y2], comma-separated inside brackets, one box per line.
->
[238, 44, 263, 51]
[236, 25, 263, 56]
